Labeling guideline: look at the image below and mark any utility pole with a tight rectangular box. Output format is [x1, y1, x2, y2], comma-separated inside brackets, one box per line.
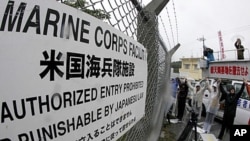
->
[197, 36, 206, 47]
[197, 36, 206, 58]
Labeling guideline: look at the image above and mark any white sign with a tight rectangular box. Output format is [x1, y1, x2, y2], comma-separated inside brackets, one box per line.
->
[209, 61, 249, 80]
[218, 31, 225, 60]
[0, 0, 147, 141]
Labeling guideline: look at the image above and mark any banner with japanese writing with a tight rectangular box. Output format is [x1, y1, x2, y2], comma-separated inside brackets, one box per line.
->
[209, 61, 249, 80]
[0, 0, 147, 141]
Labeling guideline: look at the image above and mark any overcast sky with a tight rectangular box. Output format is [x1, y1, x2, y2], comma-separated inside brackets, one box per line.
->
[143, 0, 250, 61]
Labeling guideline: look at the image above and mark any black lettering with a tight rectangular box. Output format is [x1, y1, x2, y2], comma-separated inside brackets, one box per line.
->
[73, 91, 76, 105]
[26, 97, 37, 116]
[23, 5, 41, 34]
[38, 95, 50, 114]
[1, 102, 14, 123]
[80, 20, 90, 43]
[76, 115, 83, 129]
[112, 33, 117, 51]
[63, 92, 72, 108]
[36, 127, 42, 140]
[67, 118, 75, 133]
[60, 13, 66, 38]
[51, 93, 62, 110]
[0, 138, 11, 141]
[18, 133, 29, 141]
[43, 8, 59, 37]
[66, 15, 79, 41]
[104, 30, 111, 49]
[129, 42, 134, 56]
[91, 88, 97, 101]
[76, 90, 83, 105]
[95, 26, 103, 47]
[57, 121, 66, 136]
[123, 39, 127, 54]
[84, 88, 91, 102]
[100, 86, 105, 99]
[13, 99, 26, 119]
[84, 112, 90, 125]
[0, 1, 26, 32]
[41, 126, 53, 140]
[52, 123, 58, 139]
[118, 36, 123, 53]
[97, 108, 102, 120]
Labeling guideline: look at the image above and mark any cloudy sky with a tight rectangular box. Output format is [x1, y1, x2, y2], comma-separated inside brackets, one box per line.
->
[143, 0, 250, 61]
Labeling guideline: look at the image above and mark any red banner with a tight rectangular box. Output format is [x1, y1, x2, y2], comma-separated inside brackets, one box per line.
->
[218, 31, 225, 60]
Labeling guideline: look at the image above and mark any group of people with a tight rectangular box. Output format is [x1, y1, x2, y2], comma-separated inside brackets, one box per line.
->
[203, 38, 245, 68]
[169, 77, 248, 140]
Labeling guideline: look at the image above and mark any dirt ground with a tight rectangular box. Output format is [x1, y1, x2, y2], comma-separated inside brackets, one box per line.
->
[158, 114, 183, 141]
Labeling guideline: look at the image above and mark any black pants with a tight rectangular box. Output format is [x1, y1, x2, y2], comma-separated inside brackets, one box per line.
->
[177, 97, 186, 120]
[218, 114, 235, 139]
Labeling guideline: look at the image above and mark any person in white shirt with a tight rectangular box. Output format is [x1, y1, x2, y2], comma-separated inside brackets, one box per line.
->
[187, 78, 209, 120]
[203, 79, 221, 133]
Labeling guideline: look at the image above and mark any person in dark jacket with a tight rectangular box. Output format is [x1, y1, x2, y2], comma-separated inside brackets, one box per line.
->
[217, 78, 247, 140]
[176, 77, 189, 122]
[234, 38, 244, 60]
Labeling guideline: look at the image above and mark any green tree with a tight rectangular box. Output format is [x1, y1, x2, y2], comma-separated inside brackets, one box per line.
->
[61, 0, 110, 20]
[171, 61, 181, 73]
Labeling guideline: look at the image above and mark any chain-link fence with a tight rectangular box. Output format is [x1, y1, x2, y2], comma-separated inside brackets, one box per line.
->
[60, 0, 178, 140]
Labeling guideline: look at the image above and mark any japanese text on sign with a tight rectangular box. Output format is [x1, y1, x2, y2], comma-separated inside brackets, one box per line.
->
[0, 0, 147, 141]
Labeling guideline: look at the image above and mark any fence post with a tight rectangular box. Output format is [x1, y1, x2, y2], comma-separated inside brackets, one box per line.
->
[119, 0, 180, 140]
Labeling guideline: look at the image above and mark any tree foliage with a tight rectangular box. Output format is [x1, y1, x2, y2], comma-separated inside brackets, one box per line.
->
[62, 0, 110, 20]
[171, 61, 181, 73]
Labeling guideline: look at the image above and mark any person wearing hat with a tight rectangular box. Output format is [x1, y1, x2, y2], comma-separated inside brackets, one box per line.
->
[202, 79, 221, 133]
[187, 78, 209, 120]
[217, 78, 247, 140]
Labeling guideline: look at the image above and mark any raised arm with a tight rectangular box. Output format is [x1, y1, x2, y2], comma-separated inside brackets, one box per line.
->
[207, 82, 213, 93]
[236, 78, 247, 99]
[235, 39, 240, 49]
[186, 79, 195, 91]
[219, 83, 227, 101]
[216, 79, 222, 98]
[201, 78, 209, 92]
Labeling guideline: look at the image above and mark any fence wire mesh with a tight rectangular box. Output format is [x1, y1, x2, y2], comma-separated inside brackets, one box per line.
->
[60, 0, 172, 140]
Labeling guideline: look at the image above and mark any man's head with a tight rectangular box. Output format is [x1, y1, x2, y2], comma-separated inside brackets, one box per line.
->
[195, 83, 201, 91]
[228, 85, 235, 94]
[237, 38, 241, 44]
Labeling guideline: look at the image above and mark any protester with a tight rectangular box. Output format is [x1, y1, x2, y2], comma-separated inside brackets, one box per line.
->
[170, 77, 179, 116]
[217, 78, 247, 140]
[164, 78, 179, 122]
[187, 78, 209, 120]
[176, 77, 189, 122]
[202, 79, 221, 133]
[203, 46, 215, 68]
[234, 38, 244, 60]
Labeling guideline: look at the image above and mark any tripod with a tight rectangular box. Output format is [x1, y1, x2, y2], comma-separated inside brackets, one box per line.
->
[177, 105, 199, 141]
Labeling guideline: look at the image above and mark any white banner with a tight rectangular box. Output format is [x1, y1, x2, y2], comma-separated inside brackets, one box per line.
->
[0, 0, 147, 141]
[209, 61, 249, 80]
